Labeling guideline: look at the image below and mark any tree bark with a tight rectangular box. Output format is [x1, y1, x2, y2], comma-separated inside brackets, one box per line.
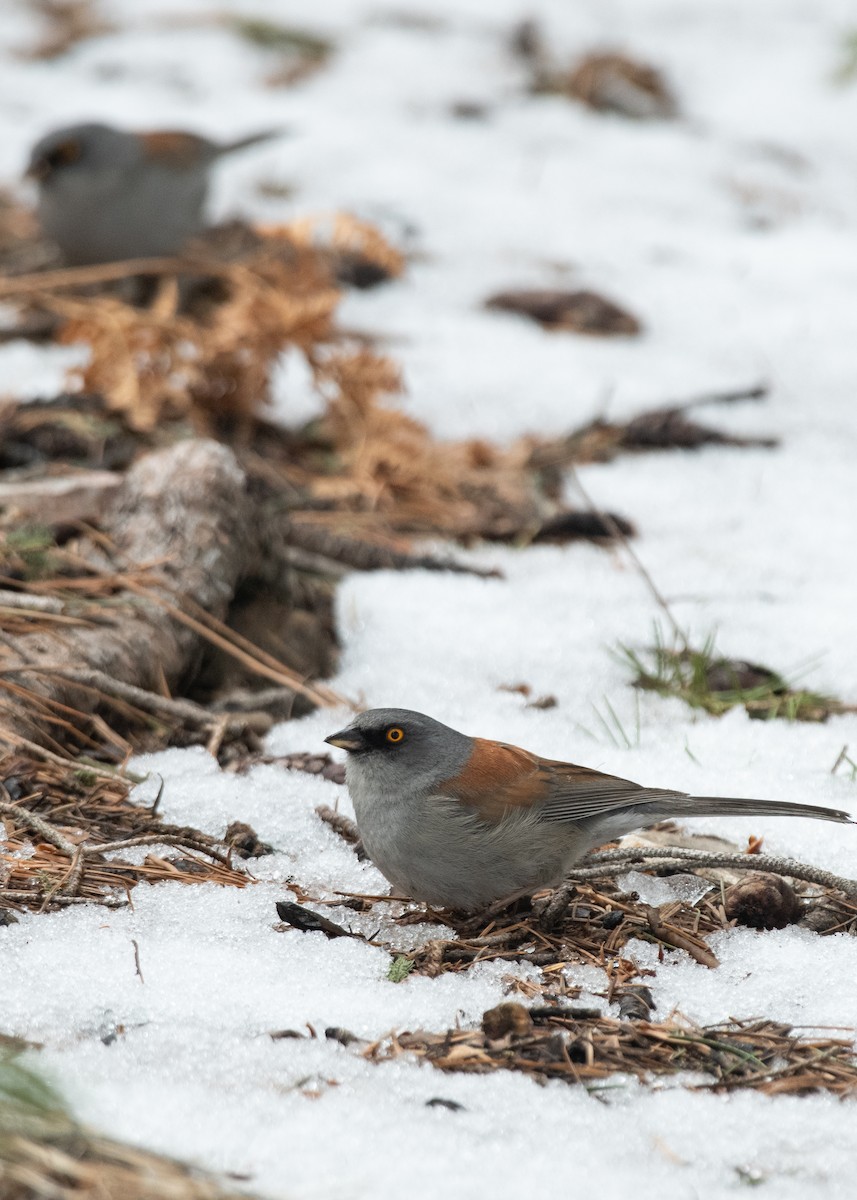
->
[0, 439, 333, 748]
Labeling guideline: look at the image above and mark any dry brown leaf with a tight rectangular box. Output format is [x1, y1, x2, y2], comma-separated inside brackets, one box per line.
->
[281, 212, 406, 283]
[485, 288, 642, 336]
[16, 0, 114, 61]
[565, 52, 678, 119]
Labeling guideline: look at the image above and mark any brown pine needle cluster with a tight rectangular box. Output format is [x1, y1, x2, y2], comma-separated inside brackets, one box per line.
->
[369, 1009, 857, 1097]
[0, 750, 248, 913]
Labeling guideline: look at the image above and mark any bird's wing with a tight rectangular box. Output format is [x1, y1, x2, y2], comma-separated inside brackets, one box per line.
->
[139, 131, 213, 167]
[439, 739, 853, 828]
[437, 739, 547, 822]
[439, 738, 682, 825]
[530, 759, 685, 823]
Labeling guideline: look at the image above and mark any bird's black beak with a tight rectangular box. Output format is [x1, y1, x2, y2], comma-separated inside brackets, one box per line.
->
[24, 138, 82, 184]
[324, 727, 365, 752]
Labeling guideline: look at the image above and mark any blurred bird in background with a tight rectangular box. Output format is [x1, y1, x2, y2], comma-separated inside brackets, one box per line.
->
[25, 121, 281, 265]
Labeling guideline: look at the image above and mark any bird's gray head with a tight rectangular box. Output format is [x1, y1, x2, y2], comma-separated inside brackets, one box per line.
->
[325, 708, 473, 791]
[26, 123, 138, 187]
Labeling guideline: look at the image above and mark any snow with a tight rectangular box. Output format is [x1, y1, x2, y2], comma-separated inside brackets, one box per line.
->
[0, 337, 89, 401]
[3, 1, 857, 1197]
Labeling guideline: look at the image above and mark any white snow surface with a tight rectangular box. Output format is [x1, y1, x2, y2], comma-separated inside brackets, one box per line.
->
[3, 2, 857, 1198]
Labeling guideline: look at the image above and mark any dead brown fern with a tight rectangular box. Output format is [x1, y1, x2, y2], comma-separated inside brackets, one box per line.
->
[50, 241, 340, 431]
[313, 348, 545, 537]
[0, 212, 733, 545]
[282, 212, 407, 282]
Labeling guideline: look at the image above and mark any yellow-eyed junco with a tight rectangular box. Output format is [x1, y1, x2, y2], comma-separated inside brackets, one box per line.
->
[25, 121, 282, 265]
[326, 708, 853, 909]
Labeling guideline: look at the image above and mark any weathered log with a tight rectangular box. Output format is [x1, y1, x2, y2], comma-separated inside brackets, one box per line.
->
[0, 471, 121, 526]
[0, 439, 340, 749]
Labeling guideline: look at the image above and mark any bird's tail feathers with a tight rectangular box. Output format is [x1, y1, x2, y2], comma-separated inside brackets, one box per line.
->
[662, 795, 853, 826]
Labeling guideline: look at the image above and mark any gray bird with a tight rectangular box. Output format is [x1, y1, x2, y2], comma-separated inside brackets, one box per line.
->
[326, 708, 854, 910]
[26, 121, 281, 265]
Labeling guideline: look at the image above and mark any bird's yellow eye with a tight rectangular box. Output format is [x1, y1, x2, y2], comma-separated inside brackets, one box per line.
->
[386, 727, 405, 744]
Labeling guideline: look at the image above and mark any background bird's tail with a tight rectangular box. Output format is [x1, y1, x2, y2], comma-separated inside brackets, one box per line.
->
[220, 129, 285, 156]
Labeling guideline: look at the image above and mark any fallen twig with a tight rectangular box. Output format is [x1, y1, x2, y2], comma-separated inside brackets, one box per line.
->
[645, 905, 719, 968]
[0, 255, 234, 297]
[575, 847, 857, 898]
[6, 666, 268, 734]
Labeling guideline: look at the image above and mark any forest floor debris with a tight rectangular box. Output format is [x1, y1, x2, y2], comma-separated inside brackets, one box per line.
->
[0, 1050, 261, 1200]
[0, 750, 248, 913]
[368, 1006, 857, 1097]
[620, 632, 857, 723]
